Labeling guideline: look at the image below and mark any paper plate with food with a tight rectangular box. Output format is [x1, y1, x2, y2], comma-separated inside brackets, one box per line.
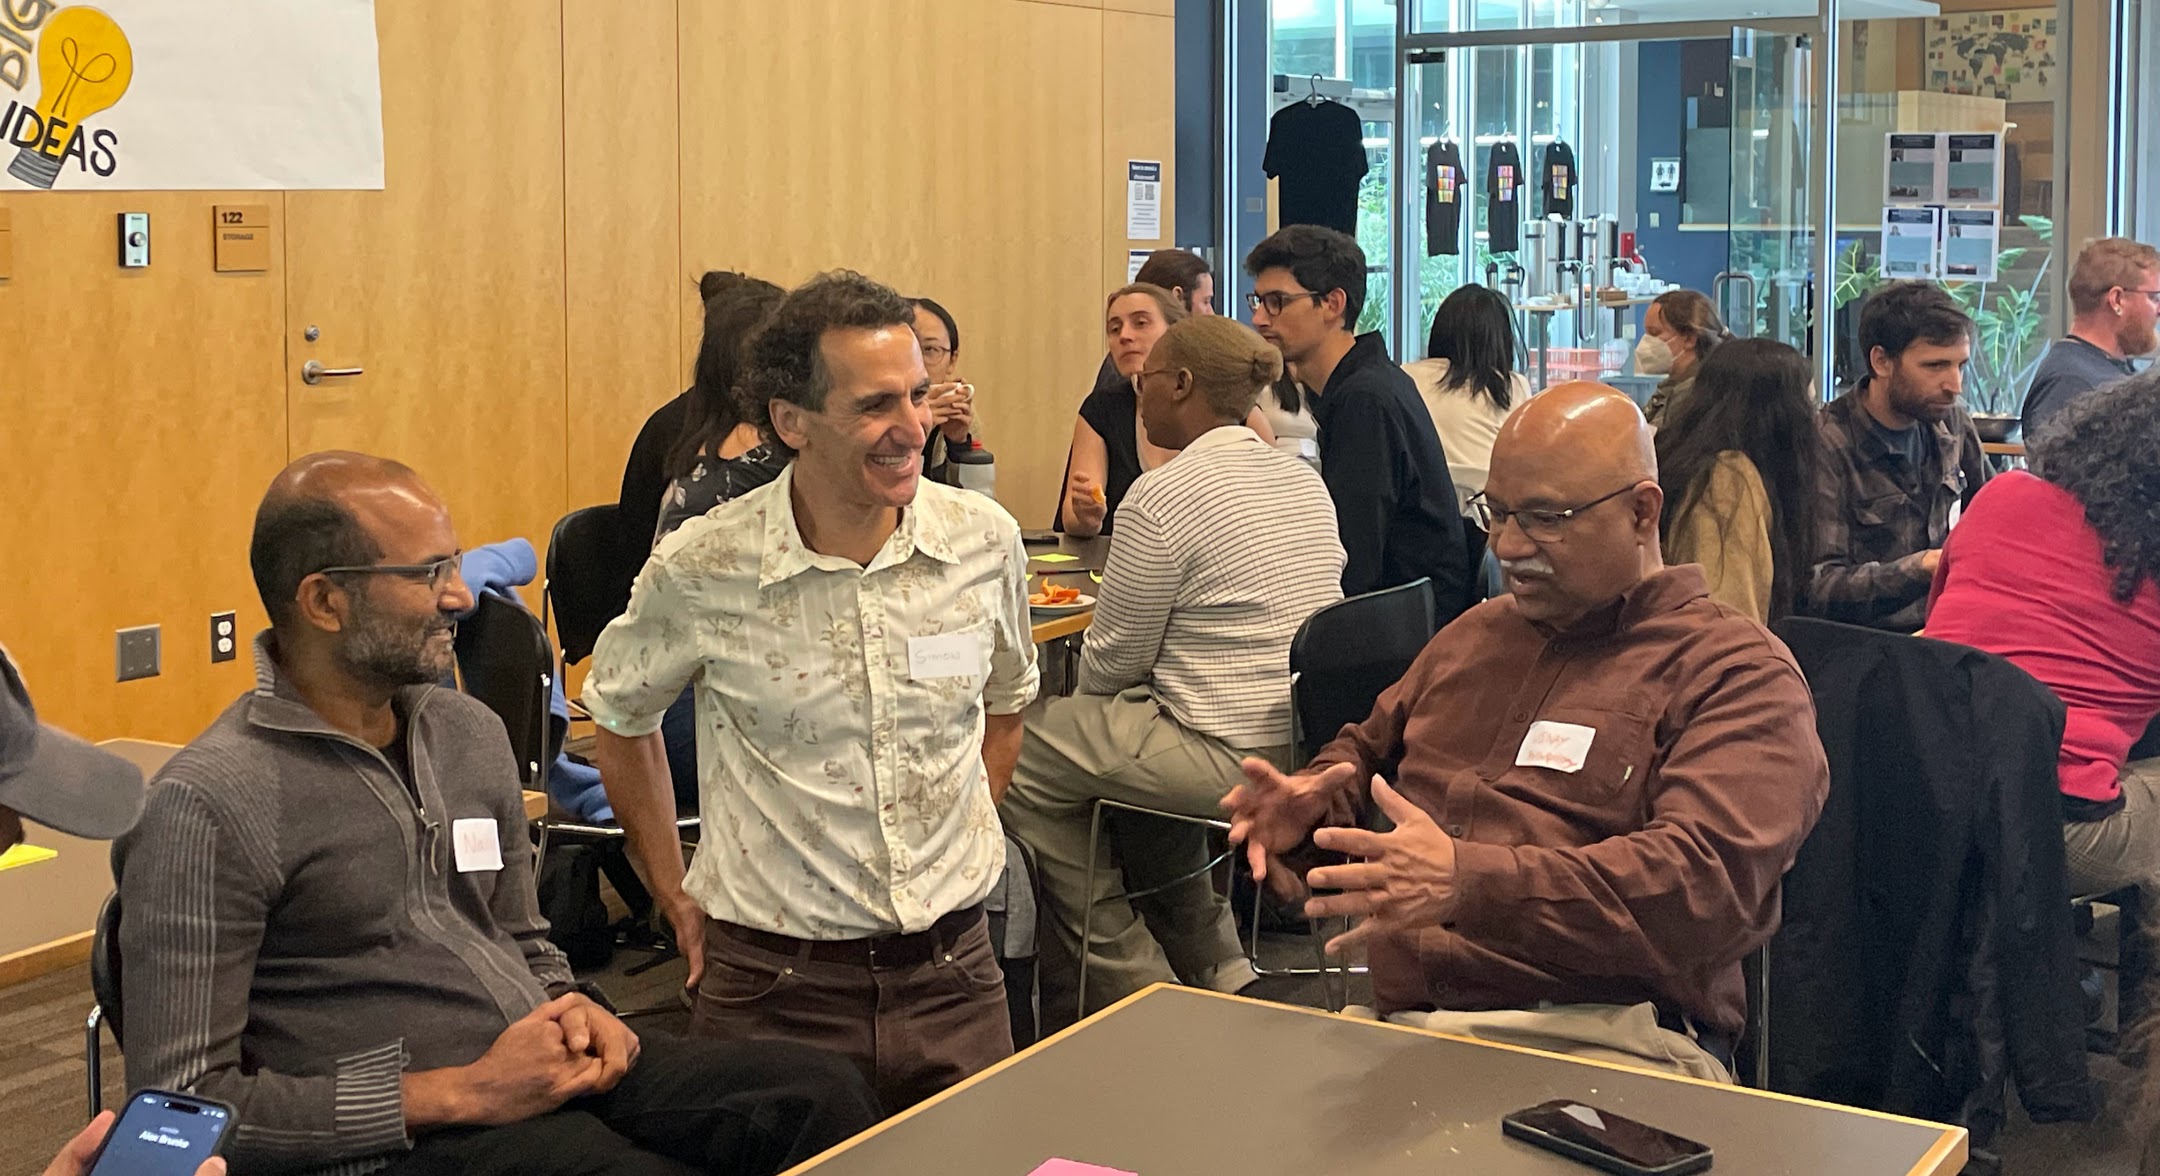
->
[1027, 583, 1095, 615]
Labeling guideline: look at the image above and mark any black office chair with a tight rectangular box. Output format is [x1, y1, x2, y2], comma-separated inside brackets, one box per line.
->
[455, 591, 559, 785]
[1243, 577, 1441, 999]
[544, 503, 636, 670]
[84, 891, 122, 1116]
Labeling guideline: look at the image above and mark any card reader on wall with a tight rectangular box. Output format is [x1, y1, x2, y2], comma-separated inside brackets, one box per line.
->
[118, 211, 149, 267]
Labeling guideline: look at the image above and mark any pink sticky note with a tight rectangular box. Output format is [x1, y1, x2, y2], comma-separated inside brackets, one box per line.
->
[1027, 1162, 1136, 1176]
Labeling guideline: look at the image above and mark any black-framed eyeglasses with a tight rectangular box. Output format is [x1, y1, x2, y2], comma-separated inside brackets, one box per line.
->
[1467, 484, 1643, 543]
[2120, 288, 2160, 306]
[318, 551, 465, 592]
[1244, 288, 1324, 316]
[920, 342, 955, 362]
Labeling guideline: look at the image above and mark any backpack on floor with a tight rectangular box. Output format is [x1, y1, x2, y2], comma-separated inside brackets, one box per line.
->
[536, 842, 615, 972]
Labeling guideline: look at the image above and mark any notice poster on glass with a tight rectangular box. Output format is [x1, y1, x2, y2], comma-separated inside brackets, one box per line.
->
[1943, 208, 2002, 281]
[1883, 206, 1943, 279]
[1885, 133, 1944, 204]
[1126, 160, 1162, 241]
[1944, 133, 2002, 206]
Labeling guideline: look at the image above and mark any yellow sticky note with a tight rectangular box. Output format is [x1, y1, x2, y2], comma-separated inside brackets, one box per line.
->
[1090, 573, 1103, 584]
[1034, 553, 1080, 564]
[0, 843, 57, 871]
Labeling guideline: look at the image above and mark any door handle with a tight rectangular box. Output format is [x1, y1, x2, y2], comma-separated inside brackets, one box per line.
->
[301, 359, 364, 385]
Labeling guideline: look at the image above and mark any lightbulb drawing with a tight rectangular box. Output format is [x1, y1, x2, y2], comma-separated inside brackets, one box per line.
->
[7, 6, 133, 190]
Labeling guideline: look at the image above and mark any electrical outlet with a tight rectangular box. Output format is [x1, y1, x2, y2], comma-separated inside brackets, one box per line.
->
[117, 625, 161, 681]
[210, 611, 238, 663]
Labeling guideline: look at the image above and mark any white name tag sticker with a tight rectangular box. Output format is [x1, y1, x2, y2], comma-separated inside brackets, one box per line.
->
[1515, 720, 1597, 774]
[451, 817, 504, 873]
[908, 632, 983, 681]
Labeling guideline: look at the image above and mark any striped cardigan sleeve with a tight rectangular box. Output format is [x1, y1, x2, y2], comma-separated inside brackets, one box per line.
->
[118, 774, 412, 1173]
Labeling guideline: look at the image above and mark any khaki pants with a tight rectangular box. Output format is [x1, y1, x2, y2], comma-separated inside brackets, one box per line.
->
[1000, 687, 1293, 1032]
[1348, 1002, 1734, 1084]
[2063, 758, 2160, 898]
[688, 911, 1013, 1114]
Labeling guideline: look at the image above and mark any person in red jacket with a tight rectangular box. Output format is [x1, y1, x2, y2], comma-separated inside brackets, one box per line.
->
[1927, 374, 2160, 897]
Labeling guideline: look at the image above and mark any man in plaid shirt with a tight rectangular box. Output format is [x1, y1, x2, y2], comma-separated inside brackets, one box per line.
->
[1806, 282, 1991, 631]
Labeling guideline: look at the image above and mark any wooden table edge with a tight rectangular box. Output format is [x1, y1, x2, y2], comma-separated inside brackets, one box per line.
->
[782, 984, 1967, 1174]
[521, 790, 548, 821]
[1029, 608, 1094, 645]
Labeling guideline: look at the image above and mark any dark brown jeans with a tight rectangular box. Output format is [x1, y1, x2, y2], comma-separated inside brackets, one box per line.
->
[690, 909, 1015, 1113]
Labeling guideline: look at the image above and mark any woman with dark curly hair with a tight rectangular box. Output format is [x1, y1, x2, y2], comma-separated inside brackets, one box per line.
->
[1926, 373, 2160, 897]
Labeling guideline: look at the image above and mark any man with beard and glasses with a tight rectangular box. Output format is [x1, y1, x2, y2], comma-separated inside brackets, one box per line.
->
[2020, 237, 2159, 439]
[583, 272, 1038, 1113]
[1806, 281, 1990, 632]
[112, 452, 878, 1176]
[1222, 384, 1828, 1082]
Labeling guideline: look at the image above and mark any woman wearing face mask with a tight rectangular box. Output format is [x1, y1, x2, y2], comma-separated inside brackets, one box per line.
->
[1061, 283, 1274, 536]
[1638, 289, 1733, 426]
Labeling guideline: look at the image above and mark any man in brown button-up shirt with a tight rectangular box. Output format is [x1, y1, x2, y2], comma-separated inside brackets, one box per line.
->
[1227, 384, 1829, 1044]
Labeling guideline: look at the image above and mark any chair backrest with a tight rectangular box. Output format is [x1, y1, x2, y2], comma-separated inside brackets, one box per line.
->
[91, 891, 124, 1047]
[455, 592, 557, 784]
[546, 503, 634, 666]
[1289, 578, 1438, 762]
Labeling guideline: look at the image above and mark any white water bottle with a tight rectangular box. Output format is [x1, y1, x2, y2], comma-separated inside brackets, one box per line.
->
[950, 439, 996, 499]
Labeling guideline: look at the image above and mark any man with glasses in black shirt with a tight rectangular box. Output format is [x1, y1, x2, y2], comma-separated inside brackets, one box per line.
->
[1245, 226, 1470, 612]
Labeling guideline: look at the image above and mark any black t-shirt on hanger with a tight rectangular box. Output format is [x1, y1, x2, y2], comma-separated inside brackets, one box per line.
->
[1263, 98, 1370, 236]
[1486, 140, 1524, 254]
[1425, 140, 1465, 256]
[1541, 140, 1577, 220]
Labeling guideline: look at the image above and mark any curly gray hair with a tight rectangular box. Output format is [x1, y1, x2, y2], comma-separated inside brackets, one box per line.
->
[2027, 371, 2160, 603]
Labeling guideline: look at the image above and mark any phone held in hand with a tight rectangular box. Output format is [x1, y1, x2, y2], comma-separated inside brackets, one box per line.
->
[1501, 1099, 1712, 1175]
[88, 1089, 235, 1175]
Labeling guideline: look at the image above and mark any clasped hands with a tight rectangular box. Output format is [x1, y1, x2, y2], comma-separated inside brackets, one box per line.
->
[1222, 758, 1459, 956]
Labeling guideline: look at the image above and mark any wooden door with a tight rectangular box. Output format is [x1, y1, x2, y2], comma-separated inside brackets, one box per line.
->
[284, 2, 568, 564]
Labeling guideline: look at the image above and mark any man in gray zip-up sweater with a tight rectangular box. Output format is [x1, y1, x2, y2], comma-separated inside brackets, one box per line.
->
[114, 453, 878, 1176]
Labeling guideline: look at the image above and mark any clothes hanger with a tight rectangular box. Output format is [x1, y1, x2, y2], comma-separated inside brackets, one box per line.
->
[1306, 73, 1326, 107]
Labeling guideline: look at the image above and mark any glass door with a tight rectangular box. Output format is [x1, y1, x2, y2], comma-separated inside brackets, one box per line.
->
[1724, 27, 1818, 353]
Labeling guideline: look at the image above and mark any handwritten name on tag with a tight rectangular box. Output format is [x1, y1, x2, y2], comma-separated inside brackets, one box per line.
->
[451, 818, 504, 873]
[908, 632, 984, 681]
[1515, 720, 1597, 774]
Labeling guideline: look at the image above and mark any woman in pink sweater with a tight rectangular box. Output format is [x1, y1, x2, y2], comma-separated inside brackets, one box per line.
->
[1926, 375, 2160, 897]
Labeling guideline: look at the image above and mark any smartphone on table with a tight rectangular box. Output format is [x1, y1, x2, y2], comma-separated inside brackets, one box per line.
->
[87, 1089, 234, 1174]
[1501, 1099, 1712, 1175]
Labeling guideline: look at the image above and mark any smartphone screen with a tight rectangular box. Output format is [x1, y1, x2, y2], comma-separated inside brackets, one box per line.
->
[1505, 1100, 1710, 1171]
[89, 1090, 233, 1175]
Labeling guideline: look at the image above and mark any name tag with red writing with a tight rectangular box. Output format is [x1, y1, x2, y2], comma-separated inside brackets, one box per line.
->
[1516, 720, 1597, 774]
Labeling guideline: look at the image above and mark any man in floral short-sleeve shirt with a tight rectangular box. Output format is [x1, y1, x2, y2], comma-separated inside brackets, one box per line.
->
[585, 272, 1038, 1113]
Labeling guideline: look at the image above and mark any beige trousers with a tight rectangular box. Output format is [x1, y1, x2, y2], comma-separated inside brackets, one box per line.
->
[1346, 1002, 1734, 1085]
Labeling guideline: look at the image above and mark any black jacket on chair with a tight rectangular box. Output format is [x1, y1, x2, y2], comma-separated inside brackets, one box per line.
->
[1767, 619, 2092, 1141]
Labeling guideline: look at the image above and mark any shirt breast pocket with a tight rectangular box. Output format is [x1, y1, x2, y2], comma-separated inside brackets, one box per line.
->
[1514, 707, 1655, 807]
[1852, 491, 1906, 530]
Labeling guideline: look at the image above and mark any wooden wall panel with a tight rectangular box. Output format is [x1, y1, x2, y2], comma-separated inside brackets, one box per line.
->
[565, 0, 683, 514]
[926, 0, 1105, 528]
[284, 2, 568, 576]
[0, 193, 287, 744]
[1103, 10, 1178, 293]
[681, 0, 1132, 529]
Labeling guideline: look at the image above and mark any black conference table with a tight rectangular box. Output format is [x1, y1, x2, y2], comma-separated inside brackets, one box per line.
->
[783, 985, 1966, 1176]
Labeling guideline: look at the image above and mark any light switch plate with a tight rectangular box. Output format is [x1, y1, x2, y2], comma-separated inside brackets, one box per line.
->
[118, 211, 149, 268]
[117, 624, 160, 681]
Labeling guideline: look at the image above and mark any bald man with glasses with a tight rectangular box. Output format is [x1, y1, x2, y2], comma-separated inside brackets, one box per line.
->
[1224, 384, 1829, 1082]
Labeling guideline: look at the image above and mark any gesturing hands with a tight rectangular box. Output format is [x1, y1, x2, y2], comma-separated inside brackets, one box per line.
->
[1301, 779, 1460, 958]
[1221, 758, 1357, 887]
